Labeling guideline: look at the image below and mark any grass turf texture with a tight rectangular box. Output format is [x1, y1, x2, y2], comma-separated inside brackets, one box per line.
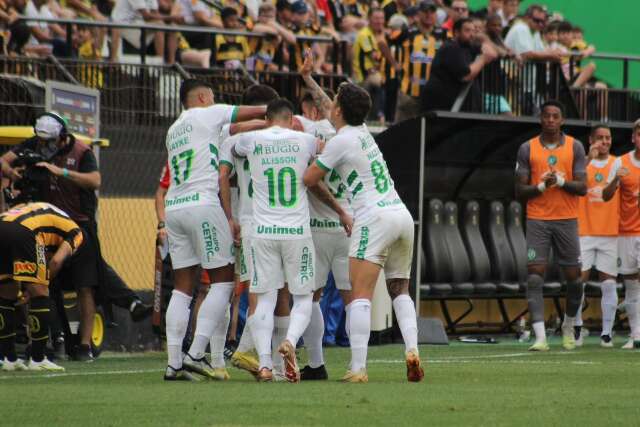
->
[2, 337, 639, 426]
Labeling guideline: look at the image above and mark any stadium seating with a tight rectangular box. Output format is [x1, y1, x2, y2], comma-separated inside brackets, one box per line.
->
[420, 198, 589, 332]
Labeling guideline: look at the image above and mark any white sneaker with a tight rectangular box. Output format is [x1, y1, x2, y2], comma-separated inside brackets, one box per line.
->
[272, 369, 287, 382]
[600, 335, 613, 348]
[621, 338, 638, 350]
[1, 358, 28, 371]
[575, 328, 588, 347]
[28, 357, 65, 372]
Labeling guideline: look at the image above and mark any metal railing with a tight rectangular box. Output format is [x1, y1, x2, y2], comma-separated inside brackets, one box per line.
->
[461, 57, 640, 122]
[18, 16, 350, 73]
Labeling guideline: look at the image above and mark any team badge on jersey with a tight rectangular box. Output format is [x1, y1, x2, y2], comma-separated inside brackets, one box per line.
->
[547, 155, 557, 166]
[595, 172, 604, 182]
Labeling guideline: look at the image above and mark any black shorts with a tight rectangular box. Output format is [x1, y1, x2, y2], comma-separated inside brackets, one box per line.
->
[526, 218, 581, 267]
[0, 222, 48, 285]
[56, 227, 100, 291]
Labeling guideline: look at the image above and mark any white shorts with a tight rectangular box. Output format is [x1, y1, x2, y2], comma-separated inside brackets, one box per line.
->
[312, 231, 350, 291]
[350, 208, 414, 280]
[580, 236, 618, 276]
[250, 237, 315, 295]
[234, 235, 252, 283]
[166, 205, 235, 270]
[618, 236, 640, 275]
[121, 21, 155, 50]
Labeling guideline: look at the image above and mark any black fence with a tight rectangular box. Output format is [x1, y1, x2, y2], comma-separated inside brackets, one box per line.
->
[19, 17, 351, 74]
[464, 57, 640, 122]
[0, 55, 348, 195]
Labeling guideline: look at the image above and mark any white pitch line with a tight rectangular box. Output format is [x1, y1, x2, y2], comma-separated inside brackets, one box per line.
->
[0, 368, 163, 380]
[368, 352, 531, 364]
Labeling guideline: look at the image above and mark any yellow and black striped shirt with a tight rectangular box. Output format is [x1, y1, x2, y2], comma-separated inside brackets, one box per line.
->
[400, 28, 447, 97]
[353, 27, 381, 82]
[214, 34, 251, 65]
[0, 202, 83, 253]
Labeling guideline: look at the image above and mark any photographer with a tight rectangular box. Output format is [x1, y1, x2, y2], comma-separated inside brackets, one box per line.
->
[0, 112, 151, 361]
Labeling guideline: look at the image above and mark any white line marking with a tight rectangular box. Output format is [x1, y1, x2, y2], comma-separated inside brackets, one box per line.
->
[0, 368, 163, 380]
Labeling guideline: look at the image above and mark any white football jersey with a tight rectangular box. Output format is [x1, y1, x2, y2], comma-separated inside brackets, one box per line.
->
[295, 115, 336, 142]
[295, 116, 351, 234]
[165, 104, 236, 212]
[234, 126, 317, 240]
[219, 125, 253, 228]
[316, 124, 406, 222]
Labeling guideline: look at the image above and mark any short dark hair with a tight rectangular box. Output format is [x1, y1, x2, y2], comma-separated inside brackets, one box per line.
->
[453, 17, 473, 33]
[525, 4, 546, 17]
[543, 21, 559, 34]
[336, 83, 371, 126]
[221, 7, 237, 21]
[179, 79, 213, 107]
[573, 25, 583, 34]
[540, 99, 565, 117]
[557, 21, 573, 34]
[368, 7, 384, 18]
[242, 84, 279, 106]
[300, 91, 315, 105]
[266, 98, 294, 120]
[590, 123, 611, 137]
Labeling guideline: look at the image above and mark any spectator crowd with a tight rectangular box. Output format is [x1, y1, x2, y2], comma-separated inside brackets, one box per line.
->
[0, 0, 602, 123]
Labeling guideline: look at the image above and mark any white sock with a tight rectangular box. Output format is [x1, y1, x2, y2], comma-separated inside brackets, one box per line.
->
[236, 313, 254, 353]
[285, 294, 313, 347]
[392, 295, 419, 353]
[562, 315, 576, 332]
[601, 279, 618, 337]
[188, 282, 234, 359]
[165, 290, 192, 369]
[624, 279, 640, 338]
[344, 302, 351, 338]
[272, 315, 290, 372]
[209, 304, 230, 368]
[574, 292, 585, 327]
[349, 298, 371, 372]
[251, 290, 277, 369]
[532, 321, 546, 343]
[302, 301, 325, 368]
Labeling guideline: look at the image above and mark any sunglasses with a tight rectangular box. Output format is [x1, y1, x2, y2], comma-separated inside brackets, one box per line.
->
[532, 17, 546, 25]
[453, 7, 468, 12]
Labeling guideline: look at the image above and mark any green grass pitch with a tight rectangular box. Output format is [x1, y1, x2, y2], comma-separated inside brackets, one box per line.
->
[2, 337, 639, 426]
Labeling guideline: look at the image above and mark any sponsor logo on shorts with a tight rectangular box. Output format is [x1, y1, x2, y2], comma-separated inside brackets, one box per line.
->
[300, 246, 314, 284]
[527, 248, 536, 261]
[251, 246, 258, 288]
[165, 192, 200, 207]
[547, 155, 557, 166]
[0, 313, 4, 331]
[356, 226, 370, 260]
[310, 218, 341, 229]
[201, 221, 220, 261]
[257, 225, 305, 236]
[376, 198, 403, 208]
[595, 172, 604, 183]
[618, 257, 622, 267]
[14, 261, 37, 276]
[28, 314, 40, 334]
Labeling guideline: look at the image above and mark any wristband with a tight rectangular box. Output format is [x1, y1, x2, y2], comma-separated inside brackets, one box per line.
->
[556, 175, 566, 187]
[157, 221, 166, 230]
[537, 182, 546, 193]
[62, 168, 70, 178]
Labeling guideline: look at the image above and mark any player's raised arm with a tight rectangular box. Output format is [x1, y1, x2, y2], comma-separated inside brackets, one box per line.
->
[299, 49, 333, 118]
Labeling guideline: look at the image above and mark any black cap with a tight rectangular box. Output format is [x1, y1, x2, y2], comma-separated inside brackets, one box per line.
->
[418, 0, 437, 12]
[405, 6, 419, 16]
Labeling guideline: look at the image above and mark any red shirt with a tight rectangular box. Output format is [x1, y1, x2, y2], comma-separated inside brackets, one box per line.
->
[159, 162, 170, 189]
[315, 0, 333, 24]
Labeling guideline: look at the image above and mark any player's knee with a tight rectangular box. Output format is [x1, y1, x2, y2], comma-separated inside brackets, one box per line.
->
[386, 278, 409, 300]
[527, 274, 544, 292]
